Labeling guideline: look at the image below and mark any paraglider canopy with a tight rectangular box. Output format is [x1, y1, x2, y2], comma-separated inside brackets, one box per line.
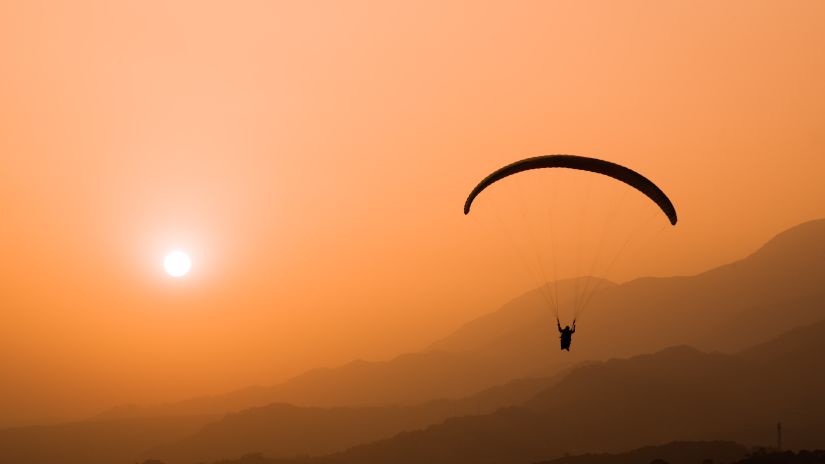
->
[464, 155, 677, 225]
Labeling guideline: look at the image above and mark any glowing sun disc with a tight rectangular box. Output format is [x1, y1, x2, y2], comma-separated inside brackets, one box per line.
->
[164, 251, 191, 277]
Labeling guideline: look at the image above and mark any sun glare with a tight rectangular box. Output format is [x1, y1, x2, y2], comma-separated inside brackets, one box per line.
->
[164, 250, 192, 277]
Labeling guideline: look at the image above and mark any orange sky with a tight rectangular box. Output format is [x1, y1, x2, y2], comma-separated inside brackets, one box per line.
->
[2, 0, 825, 426]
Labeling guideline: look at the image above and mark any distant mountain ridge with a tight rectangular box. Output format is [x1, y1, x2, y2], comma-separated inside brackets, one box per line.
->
[101, 218, 825, 421]
[97, 349, 530, 420]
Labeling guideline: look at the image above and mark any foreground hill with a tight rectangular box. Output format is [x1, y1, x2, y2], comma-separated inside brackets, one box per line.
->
[535, 441, 748, 464]
[219, 319, 825, 464]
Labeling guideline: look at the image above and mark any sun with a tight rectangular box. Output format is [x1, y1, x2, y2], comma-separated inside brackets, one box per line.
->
[164, 250, 192, 277]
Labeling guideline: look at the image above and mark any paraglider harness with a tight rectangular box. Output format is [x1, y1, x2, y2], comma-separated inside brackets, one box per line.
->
[557, 318, 576, 351]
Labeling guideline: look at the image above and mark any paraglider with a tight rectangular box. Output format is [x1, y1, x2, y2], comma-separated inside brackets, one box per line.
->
[464, 154, 677, 351]
[557, 318, 576, 351]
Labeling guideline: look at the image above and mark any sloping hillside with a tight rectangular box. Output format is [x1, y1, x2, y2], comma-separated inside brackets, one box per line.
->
[432, 218, 825, 362]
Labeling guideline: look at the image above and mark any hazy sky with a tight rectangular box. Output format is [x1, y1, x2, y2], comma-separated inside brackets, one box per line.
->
[2, 0, 824, 425]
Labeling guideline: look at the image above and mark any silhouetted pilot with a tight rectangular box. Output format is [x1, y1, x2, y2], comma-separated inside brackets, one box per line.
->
[557, 319, 576, 351]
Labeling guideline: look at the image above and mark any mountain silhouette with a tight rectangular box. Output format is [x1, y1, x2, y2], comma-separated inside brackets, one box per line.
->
[2, 219, 824, 464]
[0, 371, 572, 464]
[216, 318, 825, 464]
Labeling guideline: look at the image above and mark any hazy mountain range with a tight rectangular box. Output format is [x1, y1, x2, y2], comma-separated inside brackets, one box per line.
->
[145, 373, 571, 464]
[214, 318, 825, 464]
[1, 218, 823, 464]
[106, 218, 825, 421]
